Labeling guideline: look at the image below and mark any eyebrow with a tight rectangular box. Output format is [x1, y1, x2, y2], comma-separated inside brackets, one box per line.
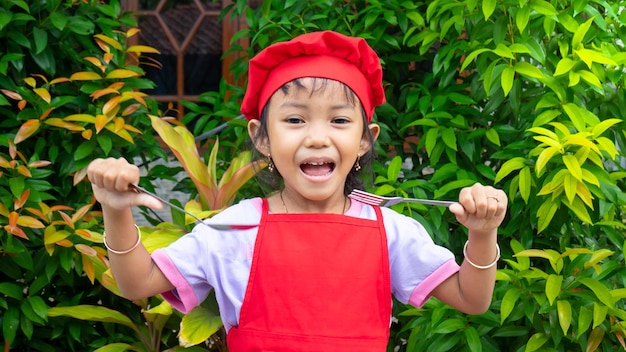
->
[278, 101, 355, 110]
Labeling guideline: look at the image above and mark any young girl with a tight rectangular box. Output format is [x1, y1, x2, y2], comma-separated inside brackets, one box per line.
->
[88, 31, 507, 351]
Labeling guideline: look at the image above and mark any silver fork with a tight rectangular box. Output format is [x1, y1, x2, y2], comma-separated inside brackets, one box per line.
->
[129, 184, 258, 230]
[348, 189, 455, 207]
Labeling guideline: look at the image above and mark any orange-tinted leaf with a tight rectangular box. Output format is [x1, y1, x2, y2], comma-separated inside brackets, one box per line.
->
[71, 204, 91, 223]
[90, 88, 120, 100]
[24, 77, 37, 88]
[13, 120, 40, 144]
[56, 238, 74, 247]
[83, 56, 102, 67]
[106, 69, 141, 79]
[103, 95, 122, 116]
[58, 211, 74, 228]
[45, 229, 70, 245]
[16, 165, 31, 177]
[14, 189, 30, 209]
[28, 160, 51, 168]
[121, 103, 140, 116]
[215, 159, 267, 208]
[95, 114, 108, 133]
[25, 207, 46, 221]
[70, 71, 102, 81]
[9, 140, 16, 159]
[124, 124, 141, 134]
[18, 100, 26, 110]
[65, 114, 96, 123]
[81, 129, 93, 140]
[34, 87, 51, 104]
[5, 224, 28, 240]
[76, 244, 98, 256]
[50, 77, 71, 85]
[94, 34, 122, 51]
[121, 91, 147, 106]
[50, 205, 73, 212]
[17, 215, 45, 228]
[82, 254, 96, 284]
[127, 45, 160, 54]
[73, 167, 88, 186]
[114, 117, 125, 132]
[40, 107, 54, 120]
[126, 28, 140, 38]
[0, 203, 9, 217]
[103, 52, 113, 64]
[0, 155, 11, 168]
[104, 124, 134, 143]
[108, 82, 125, 90]
[75, 229, 103, 242]
[44, 118, 85, 131]
[15, 150, 27, 164]
[9, 211, 19, 226]
[1, 89, 22, 100]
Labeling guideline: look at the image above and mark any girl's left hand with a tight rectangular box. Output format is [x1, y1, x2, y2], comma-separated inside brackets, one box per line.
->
[448, 183, 507, 235]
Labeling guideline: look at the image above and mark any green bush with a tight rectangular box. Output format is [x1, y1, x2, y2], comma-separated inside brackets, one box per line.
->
[0, 1, 169, 350]
[225, 0, 626, 351]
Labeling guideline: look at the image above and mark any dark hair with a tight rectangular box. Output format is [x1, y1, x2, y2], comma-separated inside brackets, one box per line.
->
[249, 78, 376, 196]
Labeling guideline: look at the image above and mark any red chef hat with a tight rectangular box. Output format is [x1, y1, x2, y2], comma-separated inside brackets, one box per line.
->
[241, 31, 385, 122]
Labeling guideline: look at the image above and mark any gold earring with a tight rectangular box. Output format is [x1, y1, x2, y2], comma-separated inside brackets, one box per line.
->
[354, 154, 361, 171]
[267, 154, 274, 172]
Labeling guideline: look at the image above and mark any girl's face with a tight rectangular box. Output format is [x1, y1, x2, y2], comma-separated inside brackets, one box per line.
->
[249, 78, 379, 212]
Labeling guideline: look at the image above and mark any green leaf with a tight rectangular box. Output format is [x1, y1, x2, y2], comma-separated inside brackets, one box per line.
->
[562, 103, 587, 132]
[591, 118, 621, 138]
[441, 127, 457, 151]
[519, 166, 531, 203]
[178, 306, 222, 347]
[464, 326, 482, 352]
[516, 6, 530, 32]
[525, 332, 548, 352]
[2, 306, 19, 344]
[32, 27, 48, 55]
[501, 66, 515, 96]
[384, 156, 401, 183]
[586, 327, 605, 352]
[562, 154, 582, 181]
[577, 306, 592, 338]
[494, 157, 526, 183]
[545, 274, 563, 305]
[557, 300, 571, 335]
[424, 127, 439, 157]
[514, 61, 543, 79]
[93, 343, 137, 352]
[482, 0, 496, 20]
[592, 302, 608, 328]
[0, 11, 13, 31]
[578, 278, 615, 308]
[485, 128, 500, 146]
[0, 283, 23, 300]
[433, 318, 466, 333]
[529, 0, 558, 16]
[577, 70, 602, 88]
[49, 11, 68, 31]
[47, 305, 137, 330]
[500, 287, 522, 323]
[554, 58, 577, 76]
[572, 16, 594, 49]
[461, 48, 490, 71]
[74, 141, 97, 161]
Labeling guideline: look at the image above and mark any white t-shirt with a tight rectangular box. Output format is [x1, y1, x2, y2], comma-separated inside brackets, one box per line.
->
[152, 198, 460, 332]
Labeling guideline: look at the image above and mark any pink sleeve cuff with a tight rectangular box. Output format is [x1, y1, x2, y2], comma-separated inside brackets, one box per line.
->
[408, 259, 460, 307]
[152, 249, 198, 313]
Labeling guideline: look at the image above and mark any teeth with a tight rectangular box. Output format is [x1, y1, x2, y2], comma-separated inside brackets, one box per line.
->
[307, 161, 329, 166]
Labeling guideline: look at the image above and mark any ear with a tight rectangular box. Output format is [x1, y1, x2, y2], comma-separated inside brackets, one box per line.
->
[248, 119, 270, 156]
[359, 122, 380, 155]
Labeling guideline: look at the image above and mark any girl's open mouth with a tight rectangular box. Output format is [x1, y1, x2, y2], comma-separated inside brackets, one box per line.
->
[300, 161, 335, 177]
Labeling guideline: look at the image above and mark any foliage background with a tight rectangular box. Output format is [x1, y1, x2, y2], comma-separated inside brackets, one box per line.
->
[1, 0, 626, 351]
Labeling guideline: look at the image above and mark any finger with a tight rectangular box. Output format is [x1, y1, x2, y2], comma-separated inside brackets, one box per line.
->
[136, 193, 164, 210]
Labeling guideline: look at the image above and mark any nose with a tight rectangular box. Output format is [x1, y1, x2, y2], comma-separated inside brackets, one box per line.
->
[304, 121, 331, 148]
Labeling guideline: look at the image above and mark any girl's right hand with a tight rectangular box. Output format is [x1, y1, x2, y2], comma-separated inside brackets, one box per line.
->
[87, 158, 163, 211]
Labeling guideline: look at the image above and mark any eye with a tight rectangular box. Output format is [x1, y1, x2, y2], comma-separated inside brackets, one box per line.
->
[332, 116, 351, 124]
[285, 115, 304, 124]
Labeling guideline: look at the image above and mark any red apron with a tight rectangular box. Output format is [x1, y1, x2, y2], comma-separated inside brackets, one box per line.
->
[227, 199, 391, 351]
